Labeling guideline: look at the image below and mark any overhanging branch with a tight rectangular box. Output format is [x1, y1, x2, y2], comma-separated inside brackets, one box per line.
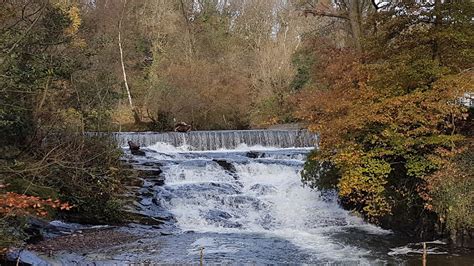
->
[303, 9, 349, 20]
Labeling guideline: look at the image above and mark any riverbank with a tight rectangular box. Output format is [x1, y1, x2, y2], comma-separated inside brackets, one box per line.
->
[3, 130, 473, 264]
[6, 135, 472, 264]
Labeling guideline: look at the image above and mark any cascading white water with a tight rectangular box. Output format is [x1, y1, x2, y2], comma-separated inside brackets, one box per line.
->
[110, 130, 318, 150]
[21, 131, 461, 265]
[128, 132, 393, 264]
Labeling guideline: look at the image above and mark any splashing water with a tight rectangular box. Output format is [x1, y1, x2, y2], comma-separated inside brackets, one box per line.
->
[122, 131, 407, 264]
[17, 131, 471, 264]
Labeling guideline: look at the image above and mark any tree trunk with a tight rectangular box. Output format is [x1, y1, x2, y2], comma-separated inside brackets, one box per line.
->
[179, 0, 195, 60]
[432, 0, 442, 62]
[303, 0, 364, 52]
[118, 0, 141, 124]
[348, 0, 363, 53]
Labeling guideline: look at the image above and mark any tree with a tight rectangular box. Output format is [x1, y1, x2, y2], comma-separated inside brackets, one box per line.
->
[298, 0, 378, 52]
[0, 1, 134, 252]
[137, 0, 314, 129]
[118, 0, 140, 124]
[297, 0, 474, 238]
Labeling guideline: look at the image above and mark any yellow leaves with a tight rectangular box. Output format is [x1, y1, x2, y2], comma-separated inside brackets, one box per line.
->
[64, 5, 87, 49]
[51, 2, 85, 48]
[335, 155, 392, 218]
[65, 6, 81, 35]
[333, 148, 362, 168]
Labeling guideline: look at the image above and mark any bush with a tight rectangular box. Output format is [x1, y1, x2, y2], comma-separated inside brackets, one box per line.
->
[2, 135, 132, 225]
[301, 150, 340, 191]
[429, 139, 474, 242]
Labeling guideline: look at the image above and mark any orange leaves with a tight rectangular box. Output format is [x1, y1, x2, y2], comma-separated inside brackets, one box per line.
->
[0, 192, 73, 218]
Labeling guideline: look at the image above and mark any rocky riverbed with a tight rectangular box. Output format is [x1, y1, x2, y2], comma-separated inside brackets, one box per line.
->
[6, 131, 474, 265]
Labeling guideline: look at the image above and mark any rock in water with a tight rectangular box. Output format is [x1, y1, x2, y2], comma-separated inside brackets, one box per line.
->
[213, 159, 236, 172]
[213, 159, 238, 180]
[128, 140, 146, 156]
[174, 122, 192, 132]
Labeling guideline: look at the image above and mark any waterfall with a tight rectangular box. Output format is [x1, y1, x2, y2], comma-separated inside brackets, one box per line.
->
[123, 130, 392, 264]
[111, 130, 318, 150]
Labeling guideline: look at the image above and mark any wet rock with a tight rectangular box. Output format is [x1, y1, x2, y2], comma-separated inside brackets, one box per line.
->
[154, 187, 174, 201]
[128, 140, 140, 150]
[235, 181, 244, 188]
[213, 159, 239, 179]
[223, 195, 265, 210]
[124, 212, 174, 226]
[140, 198, 153, 206]
[25, 218, 56, 242]
[203, 210, 241, 228]
[205, 209, 232, 220]
[246, 151, 264, 158]
[136, 169, 162, 177]
[140, 161, 164, 167]
[151, 179, 165, 186]
[131, 150, 146, 156]
[213, 159, 236, 173]
[6, 249, 49, 266]
[141, 191, 154, 198]
[23, 218, 90, 242]
[151, 197, 161, 206]
[250, 184, 277, 195]
[128, 141, 146, 156]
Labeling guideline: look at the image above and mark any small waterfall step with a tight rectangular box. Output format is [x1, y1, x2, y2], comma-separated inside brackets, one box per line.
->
[109, 129, 318, 150]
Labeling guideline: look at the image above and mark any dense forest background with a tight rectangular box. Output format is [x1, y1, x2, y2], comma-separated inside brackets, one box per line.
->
[1, 0, 473, 254]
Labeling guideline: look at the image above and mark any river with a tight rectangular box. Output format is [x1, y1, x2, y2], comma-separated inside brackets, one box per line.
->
[17, 130, 473, 265]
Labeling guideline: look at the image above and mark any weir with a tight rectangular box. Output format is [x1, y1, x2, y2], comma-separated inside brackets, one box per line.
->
[112, 129, 318, 150]
[117, 130, 392, 264]
[31, 130, 429, 264]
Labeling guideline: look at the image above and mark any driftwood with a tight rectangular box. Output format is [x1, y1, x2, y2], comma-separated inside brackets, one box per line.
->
[174, 122, 192, 133]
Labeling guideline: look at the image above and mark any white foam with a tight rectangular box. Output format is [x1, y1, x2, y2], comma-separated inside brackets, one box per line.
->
[388, 245, 449, 256]
[163, 162, 235, 184]
[162, 160, 389, 262]
[147, 142, 191, 153]
[145, 141, 313, 153]
[388, 240, 449, 256]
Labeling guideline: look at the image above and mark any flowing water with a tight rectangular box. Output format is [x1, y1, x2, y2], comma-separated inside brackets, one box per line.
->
[22, 130, 472, 265]
[112, 130, 471, 265]
[132, 145, 392, 264]
[112, 129, 317, 149]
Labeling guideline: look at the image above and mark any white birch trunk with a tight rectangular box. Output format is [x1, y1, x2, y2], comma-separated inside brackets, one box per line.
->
[118, 0, 134, 110]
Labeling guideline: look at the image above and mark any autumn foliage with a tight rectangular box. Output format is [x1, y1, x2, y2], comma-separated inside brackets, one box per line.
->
[0, 190, 73, 254]
[0, 192, 72, 218]
[297, 0, 474, 237]
[1, 1, 132, 254]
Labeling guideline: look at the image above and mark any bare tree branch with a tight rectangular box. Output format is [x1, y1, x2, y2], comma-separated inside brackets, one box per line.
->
[303, 9, 349, 20]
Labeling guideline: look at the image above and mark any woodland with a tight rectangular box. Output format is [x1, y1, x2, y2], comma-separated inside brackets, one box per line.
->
[0, 0, 473, 256]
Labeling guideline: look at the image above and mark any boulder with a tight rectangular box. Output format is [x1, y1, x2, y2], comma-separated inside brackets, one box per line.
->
[128, 140, 146, 156]
[246, 151, 262, 158]
[213, 159, 238, 179]
[213, 159, 236, 173]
